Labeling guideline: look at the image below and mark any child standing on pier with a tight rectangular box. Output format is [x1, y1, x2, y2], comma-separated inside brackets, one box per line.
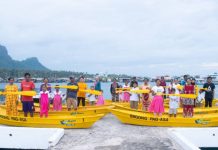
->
[96, 90, 105, 106]
[53, 85, 64, 111]
[39, 85, 50, 118]
[169, 88, 180, 117]
[122, 80, 130, 102]
[88, 86, 96, 106]
[130, 82, 140, 110]
[149, 79, 165, 117]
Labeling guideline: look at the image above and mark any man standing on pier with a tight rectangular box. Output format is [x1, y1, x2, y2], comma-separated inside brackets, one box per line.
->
[202, 77, 215, 108]
[21, 73, 35, 117]
[66, 77, 78, 111]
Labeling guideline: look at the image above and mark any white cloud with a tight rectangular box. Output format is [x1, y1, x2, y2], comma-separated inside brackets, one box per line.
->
[0, 0, 218, 76]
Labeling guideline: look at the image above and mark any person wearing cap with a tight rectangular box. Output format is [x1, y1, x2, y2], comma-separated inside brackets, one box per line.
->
[66, 77, 78, 111]
[4, 77, 19, 116]
[110, 78, 119, 102]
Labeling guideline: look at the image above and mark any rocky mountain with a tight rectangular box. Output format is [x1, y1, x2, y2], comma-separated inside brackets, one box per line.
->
[0, 45, 49, 70]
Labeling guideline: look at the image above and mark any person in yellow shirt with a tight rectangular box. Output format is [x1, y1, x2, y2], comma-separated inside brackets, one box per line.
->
[5, 77, 19, 116]
[77, 76, 87, 107]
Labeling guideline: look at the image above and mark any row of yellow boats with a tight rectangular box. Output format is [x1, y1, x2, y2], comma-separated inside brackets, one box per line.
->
[0, 99, 218, 128]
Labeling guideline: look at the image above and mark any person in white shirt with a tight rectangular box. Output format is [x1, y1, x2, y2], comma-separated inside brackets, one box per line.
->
[168, 78, 181, 94]
[88, 86, 96, 106]
[169, 88, 180, 117]
[130, 82, 140, 110]
[149, 79, 165, 117]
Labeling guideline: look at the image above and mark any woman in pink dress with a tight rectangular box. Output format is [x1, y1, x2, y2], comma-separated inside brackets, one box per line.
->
[123, 80, 130, 102]
[53, 86, 63, 111]
[149, 79, 165, 117]
[39, 85, 50, 118]
[96, 90, 105, 106]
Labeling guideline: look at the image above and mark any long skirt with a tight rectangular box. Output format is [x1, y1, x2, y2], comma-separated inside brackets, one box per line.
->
[149, 95, 164, 113]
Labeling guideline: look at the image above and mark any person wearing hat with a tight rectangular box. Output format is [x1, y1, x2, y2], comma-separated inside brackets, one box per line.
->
[66, 77, 78, 111]
[110, 78, 119, 102]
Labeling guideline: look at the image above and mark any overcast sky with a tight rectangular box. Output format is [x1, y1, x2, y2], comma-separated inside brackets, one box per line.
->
[0, 0, 218, 76]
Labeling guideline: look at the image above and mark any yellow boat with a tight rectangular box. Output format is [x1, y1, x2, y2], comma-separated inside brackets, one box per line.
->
[0, 107, 104, 129]
[0, 105, 113, 116]
[113, 103, 218, 115]
[111, 109, 218, 127]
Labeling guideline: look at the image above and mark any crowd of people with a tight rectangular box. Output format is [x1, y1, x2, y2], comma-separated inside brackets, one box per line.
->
[111, 75, 215, 118]
[4, 73, 105, 118]
[3, 73, 216, 118]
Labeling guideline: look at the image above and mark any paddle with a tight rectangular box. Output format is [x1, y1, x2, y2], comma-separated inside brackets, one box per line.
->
[163, 93, 197, 99]
[80, 89, 101, 96]
[51, 85, 78, 90]
[0, 91, 37, 96]
[116, 89, 150, 94]
[130, 89, 150, 94]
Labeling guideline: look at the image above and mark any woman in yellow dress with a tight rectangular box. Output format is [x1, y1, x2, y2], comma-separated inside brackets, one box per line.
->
[5, 77, 19, 116]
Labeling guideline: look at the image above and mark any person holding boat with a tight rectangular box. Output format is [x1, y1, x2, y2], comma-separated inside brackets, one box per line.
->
[66, 77, 78, 111]
[4, 77, 19, 116]
[201, 76, 215, 108]
[21, 73, 35, 117]
[77, 76, 87, 107]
